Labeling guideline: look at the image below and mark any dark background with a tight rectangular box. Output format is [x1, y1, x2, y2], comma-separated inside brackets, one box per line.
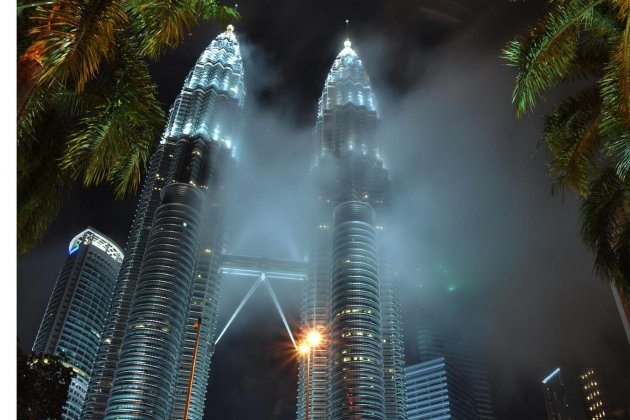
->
[17, 0, 630, 418]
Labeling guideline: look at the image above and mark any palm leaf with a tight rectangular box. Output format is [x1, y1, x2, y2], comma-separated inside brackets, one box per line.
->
[543, 87, 603, 195]
[599, 12, 630, 176]
[581, 167, 630, 288]
[17, 105, 73, 254]
[24, 0, 127, 91]
[196, 0, 240, 22]
[502, 0, 606, 116]
[126, 0, 238, 59]
[60, 45, 165, 197]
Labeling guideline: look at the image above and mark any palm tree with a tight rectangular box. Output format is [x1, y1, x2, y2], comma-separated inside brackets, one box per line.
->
[17, 0, 238, 253]
[503, 0, 630, 292]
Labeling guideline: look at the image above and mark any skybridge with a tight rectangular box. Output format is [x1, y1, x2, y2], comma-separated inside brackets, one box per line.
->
[214, 254, 309, 348]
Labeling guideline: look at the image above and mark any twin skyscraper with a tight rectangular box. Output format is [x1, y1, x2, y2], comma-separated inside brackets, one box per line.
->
[77, 25, 406, 419]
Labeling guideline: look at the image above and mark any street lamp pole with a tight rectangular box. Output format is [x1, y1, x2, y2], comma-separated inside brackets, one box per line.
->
[305, 348, 311, 420]
[299, 329, 321, 420]
[184, 318, 202, 420]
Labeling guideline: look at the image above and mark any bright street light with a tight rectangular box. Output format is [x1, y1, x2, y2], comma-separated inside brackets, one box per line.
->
[298, 342, 310, 355]
[306, 330, 322, 347]
[298, 329, 322, 420]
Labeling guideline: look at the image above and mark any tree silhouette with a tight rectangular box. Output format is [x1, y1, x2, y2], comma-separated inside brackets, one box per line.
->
[17, 342, 75, 419]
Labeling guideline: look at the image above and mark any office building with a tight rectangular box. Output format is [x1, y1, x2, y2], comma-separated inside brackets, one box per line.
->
[405, 357, 476, 419]
[578, 368, 608, 420]
[542, 367, 573, 420]
[32, 228, 123, 419]
[416, 324, 495, 419]
[542, 366, 614, 420]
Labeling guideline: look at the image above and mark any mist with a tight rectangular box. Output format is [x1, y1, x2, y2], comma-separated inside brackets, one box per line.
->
[16, 1, 630, 418]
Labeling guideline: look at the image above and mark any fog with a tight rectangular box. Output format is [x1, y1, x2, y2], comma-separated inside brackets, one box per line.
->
[17, 1, 629, 418]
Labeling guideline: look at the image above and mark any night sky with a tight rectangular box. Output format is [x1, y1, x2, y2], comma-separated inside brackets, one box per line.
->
[17, 0, 630, 418]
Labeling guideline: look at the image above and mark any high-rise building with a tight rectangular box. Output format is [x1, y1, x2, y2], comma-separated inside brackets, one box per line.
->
[542, 366, 613, 420]
[32, 228, 123, 419]
[83, 25, 245, 419]
[416, 324, 495, 419]
[542, 367, 573, 420]
[578, 368, 608, 420]
[296, 39, 406, 419]
[405, 357, 476, 419]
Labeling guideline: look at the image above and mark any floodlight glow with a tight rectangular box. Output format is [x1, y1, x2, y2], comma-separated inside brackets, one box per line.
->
[307, 330, 322, 347]
[298, 342, 310, 355]
[542, 367, 561, 384]
[69, 244, 80, 255]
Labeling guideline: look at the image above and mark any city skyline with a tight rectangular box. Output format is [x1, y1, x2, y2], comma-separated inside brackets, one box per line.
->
[16, 1, 630, 418]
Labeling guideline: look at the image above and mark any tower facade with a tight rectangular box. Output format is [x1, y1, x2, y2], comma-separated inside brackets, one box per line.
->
[83, 26, 245, 419]
[297, 39, 406, 419]
[416, 324, 495, 419]
[542, 368, 574, 420]
[33, 228, 123, 419]
[542, 366, 613, 420]
[405, 358, 476, 419]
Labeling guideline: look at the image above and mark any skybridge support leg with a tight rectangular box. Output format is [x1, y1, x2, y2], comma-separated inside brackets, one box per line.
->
[215, 275, 264, 345]
[262, 274, 298, 349]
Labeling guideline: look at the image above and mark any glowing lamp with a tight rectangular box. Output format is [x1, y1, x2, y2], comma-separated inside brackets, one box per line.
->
[298, 342, 310, 355]
[306, 330, 322, 347]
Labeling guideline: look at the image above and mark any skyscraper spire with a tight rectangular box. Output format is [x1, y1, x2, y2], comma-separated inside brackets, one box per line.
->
[315, 38, 379, 163]
[163, 24, 245, 146]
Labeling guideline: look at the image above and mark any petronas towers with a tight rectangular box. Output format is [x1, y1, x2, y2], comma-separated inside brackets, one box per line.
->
[297, 40, 406, 419]
[82, 26, 406, 419]
[83, 26, 244, 418]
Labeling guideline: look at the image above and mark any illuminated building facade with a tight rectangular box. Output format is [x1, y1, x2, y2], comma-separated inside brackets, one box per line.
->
[416, 324, 495, 419]
[83, 26, 244, 419]
[541, 366, 612, 420]
[578, 368, 608, 420]
[32, 228, 123, 419]
[542, 367, 572, 420]
[405, 358, 476, 419]
[297, 39, 406, 419]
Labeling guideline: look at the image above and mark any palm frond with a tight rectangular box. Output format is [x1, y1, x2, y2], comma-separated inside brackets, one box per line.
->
[613, 0, 630, 20]
[543, 87, 603, 195]
[502, 0, 606, 116]
[580, 167, 630, 288]
[60, 46, 164, 197]
[24, 0, 126, 91]
[110, 144, 147, 199]
[17, 170, 69, 255]
[599, 12, 630, 176]
[125, 0, 239, 59]
[17, 106, 73, 254]
[196, 1, 240, 22]
[126, 0, 199, 60]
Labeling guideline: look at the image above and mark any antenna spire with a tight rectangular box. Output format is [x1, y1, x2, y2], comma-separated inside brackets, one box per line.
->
[344, 19, 352, 48]
[345, 19, 349, 40]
